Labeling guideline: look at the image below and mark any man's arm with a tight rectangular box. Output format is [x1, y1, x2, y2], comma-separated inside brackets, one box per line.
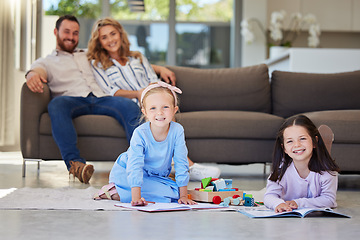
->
[151, 64, 176, 86]
[25, 67, 48, 93]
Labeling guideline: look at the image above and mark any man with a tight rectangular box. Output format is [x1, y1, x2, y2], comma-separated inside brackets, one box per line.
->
[25, 15, 220, 183]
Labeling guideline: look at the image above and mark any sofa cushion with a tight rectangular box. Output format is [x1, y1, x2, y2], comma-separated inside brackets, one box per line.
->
[39, 114, 127, 138]
[272, 70, 360, 118]
[304, 110, 360, 144]
[176, 111, 284, 139]
[167, 64, 271, 113]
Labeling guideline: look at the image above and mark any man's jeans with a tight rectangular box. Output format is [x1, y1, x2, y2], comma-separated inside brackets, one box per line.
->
[48, 94, 142, 170]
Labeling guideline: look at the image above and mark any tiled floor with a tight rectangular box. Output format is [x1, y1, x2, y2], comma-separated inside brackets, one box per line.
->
[1, 151, 360, 240]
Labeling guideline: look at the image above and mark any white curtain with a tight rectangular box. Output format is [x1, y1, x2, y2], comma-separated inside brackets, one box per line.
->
[0, 0, 15, 146]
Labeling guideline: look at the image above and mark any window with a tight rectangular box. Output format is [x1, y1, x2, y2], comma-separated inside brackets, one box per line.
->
[42, 0, 233, 68]
[122, 23, 169, 65]
[175, 0, 232, 68]
[175, 23, 230, 68]
[176, 0, 232, 22]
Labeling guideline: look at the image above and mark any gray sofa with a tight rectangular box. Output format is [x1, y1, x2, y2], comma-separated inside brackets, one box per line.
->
[20, 64, 360, 175]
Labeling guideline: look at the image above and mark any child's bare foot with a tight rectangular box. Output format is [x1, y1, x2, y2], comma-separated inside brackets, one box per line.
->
[318, 125, 334, 154]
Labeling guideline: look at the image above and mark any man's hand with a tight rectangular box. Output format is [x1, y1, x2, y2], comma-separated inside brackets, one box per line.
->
[26, 70, 48, 93]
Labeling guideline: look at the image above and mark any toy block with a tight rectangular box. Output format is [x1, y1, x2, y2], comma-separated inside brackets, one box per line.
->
[244, 197, 255, 207]
[205, 186, 214, 191]
[201, 177, 212, 189]
[188, 189, 243, 204]
[218, 189, 235, 192]
[224, 179, 232, 188]
[212, 179, 226, 191]
[244, 193, 253, 198]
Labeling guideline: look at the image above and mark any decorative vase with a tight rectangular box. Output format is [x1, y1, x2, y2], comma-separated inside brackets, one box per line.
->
[269, 46, 290, 58]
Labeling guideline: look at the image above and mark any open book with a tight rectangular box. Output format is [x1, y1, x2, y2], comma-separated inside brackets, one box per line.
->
[115, 202, 229, 212]
[238, 207, 351, 218]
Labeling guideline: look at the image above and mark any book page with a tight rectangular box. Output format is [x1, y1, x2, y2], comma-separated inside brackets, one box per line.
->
[188, 202, 229, 210]
[294, 208, 351, 218]
[238, 207, 351, 218]
[115, 202, 228, 212]
[238, 206, 302, 218]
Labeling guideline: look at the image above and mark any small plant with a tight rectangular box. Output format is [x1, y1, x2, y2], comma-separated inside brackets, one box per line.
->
[241, 10, 321, 48]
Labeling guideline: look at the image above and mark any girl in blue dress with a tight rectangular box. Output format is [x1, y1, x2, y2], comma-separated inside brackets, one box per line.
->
[94, 81, 196, 206]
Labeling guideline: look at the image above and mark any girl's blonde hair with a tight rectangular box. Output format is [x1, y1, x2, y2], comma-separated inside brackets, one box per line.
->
[87, 17, 142, 69]
[140, 84, 180, 123]
[141, 85, 179, 109]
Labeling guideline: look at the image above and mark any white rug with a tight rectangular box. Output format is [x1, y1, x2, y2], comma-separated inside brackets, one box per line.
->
[0, 187, 124, 211]
[0, 187, 266, 211]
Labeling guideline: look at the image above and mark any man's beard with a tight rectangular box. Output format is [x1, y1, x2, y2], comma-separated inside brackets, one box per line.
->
[56, 33, 78, 53]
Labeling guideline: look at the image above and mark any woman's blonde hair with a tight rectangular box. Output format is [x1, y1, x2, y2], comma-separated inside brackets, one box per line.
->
[87, 17, 142, 69]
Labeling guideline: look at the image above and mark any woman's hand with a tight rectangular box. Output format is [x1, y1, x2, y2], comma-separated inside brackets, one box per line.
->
[159, 67, 176, 86]
[152, 65, 176, 86]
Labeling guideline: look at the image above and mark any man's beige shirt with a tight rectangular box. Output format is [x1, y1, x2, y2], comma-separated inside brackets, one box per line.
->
[30, 49, 108, 98]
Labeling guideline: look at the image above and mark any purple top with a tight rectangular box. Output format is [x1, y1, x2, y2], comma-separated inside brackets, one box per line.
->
[264, 162, 338, 210]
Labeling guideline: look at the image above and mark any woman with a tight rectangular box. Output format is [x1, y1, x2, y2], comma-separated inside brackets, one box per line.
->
[87, 17, 221, 181]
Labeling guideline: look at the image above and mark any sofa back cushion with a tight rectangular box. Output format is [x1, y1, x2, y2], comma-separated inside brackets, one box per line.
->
[166, 64, 271, 113]
[271, 70, 360, 118]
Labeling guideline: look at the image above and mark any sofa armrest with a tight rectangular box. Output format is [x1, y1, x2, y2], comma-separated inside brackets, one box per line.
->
[20, 82, 51, 159]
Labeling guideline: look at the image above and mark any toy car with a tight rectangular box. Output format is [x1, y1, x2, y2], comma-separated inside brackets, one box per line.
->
[187, 177, 243, 204]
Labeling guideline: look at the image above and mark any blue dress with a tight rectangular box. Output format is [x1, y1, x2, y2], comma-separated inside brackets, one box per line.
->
[109, 121, 189, 203]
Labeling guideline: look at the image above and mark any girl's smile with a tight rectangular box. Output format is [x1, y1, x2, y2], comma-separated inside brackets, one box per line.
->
[283, 125, 314, 164]
[142, 92, 178, 131]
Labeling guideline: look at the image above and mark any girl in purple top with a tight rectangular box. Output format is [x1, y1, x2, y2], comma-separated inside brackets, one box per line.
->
[264, 115, 340, 212]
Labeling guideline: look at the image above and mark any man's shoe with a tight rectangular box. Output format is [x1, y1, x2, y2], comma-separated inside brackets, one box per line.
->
[69, 161, 94, 184]
[189, 163, 221, 181]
